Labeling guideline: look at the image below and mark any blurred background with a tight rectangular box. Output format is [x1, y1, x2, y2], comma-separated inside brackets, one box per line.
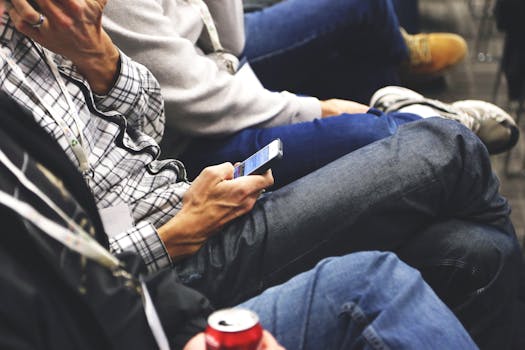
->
[412, 0, 525, 255]
[243, 0, 525, 254]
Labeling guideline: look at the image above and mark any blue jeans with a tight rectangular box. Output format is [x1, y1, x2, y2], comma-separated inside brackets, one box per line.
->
[391, 0, 420, 34]
[243, 0, 408, 103]
[240, 252, 477, 349]
[180, 109, 421, 188]
[176, 118, 523, 348]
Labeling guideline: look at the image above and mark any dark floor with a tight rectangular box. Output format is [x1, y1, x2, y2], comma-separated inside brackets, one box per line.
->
[414, 0, 525, 253]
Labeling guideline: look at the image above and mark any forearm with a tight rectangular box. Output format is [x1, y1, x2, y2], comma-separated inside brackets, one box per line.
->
[108, 212, 209, 267]
[157, 215, 208, 263]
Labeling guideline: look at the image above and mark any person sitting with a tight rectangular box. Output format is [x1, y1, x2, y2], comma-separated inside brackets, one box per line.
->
[1, 0, 523, 348]
[101, 0, 512, 189]
[0, 91, 477, 350]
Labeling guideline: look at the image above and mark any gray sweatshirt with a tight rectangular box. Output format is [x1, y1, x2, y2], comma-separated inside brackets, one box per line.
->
[102, 0, 321, 155]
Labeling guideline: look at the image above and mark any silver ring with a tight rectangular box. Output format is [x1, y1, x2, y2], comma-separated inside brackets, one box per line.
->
[30, 13, 45, 29]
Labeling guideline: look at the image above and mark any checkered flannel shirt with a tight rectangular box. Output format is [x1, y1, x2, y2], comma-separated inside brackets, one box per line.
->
[0, 18, 190, 272]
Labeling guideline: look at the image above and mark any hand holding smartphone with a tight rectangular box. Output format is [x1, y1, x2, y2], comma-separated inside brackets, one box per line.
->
[233, 139, 283, 178]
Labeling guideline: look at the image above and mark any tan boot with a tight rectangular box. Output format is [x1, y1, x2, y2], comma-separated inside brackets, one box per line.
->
[401, 28, 468, 77]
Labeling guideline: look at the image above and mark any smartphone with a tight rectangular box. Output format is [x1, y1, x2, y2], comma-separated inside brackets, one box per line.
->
[233, 139, 283, 178]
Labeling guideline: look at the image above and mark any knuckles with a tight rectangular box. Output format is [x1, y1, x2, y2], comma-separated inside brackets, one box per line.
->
[201, 162, 234, 179]
[233, 186, 251, 199]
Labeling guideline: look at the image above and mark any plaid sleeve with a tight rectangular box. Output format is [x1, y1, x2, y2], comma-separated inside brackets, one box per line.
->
[109, 221, 172, 273]
[94, 51, 165, 143]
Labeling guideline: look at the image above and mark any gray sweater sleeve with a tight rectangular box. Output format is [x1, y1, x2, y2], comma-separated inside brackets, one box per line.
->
[102, 0, 321, 138]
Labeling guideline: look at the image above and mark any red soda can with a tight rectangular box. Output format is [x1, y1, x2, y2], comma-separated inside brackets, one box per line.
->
[205, 308, 263, 350]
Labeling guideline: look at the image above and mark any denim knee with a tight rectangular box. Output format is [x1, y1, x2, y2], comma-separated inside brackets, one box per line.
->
[414, 225, 522, 348]
[398, 118, 494, 188]
[318, 251, 423, 293]
[416, 117, 488, 155]
[398, 219, 519, 310]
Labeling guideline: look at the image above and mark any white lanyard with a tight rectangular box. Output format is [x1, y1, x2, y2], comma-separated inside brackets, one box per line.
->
[0, 147, 118, 269]
[0, 189, 120, 269]
[0, 148, 171, 349]
[186, 0, 238, 73]
[0, 190, 170, 349]
[187, 0, 224, 52]
[0, 47, 92, 177]
[141, 278, 171, 350]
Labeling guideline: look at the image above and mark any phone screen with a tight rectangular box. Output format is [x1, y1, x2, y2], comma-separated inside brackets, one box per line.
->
[234, 139, 282, 178]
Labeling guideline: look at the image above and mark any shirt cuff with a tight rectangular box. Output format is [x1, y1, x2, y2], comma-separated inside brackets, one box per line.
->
[93, 51, 141, 115]
[109, 221, 172, 273]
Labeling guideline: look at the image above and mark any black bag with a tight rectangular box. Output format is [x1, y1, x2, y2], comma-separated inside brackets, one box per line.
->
[0, 93, 212, 350]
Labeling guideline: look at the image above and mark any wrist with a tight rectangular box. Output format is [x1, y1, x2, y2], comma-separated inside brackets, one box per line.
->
[158, 216, 207, 262]
[72, 32, 120, 95]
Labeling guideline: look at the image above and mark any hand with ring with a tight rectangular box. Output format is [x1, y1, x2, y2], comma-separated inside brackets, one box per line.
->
[30, 12, 44, 28]
[6, 0, 119, 95]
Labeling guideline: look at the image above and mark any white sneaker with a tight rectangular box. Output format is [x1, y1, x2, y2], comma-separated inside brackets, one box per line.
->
[452, 100, 516, 127]
[370, 86, 425, 113]
[452, 100, 519, 154]
[370, 86, 520, 154]
[370, 86, 474, 126]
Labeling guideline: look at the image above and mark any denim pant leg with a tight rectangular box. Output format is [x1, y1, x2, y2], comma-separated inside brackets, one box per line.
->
[398, 219, 522, 349]
[175, 118, 521, 344]
[239, 252, 477, 350]
[243, 0, 408, 102]
[391, 0, 420, 33]
[180, 110, 420, 187]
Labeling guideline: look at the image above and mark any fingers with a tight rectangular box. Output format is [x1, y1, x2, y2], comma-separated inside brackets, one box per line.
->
[46, 0, 83, 17]
[199, 163, 273, 199]
[9, 0, 74, 33]
[261, 169, 275, 187]
[197, 163, 274, 187]
[193, 163, 235, 189]
[8, 0, 43, 35]
[261, 330, 286, 350]
[9, 0, 40, 25]
[182, 333, 206, 350]
[181, 330, 285, 350]
[221, 172, 273, 216]
[38, 0, 74, 27]
[233, 169, 274, 191]
[188, 163, 273, 228]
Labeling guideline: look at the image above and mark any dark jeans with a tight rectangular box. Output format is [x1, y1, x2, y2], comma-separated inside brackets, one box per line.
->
[391, 0, 420, 34]
[176, 118, 523, 348]
[243, 0, 408, 103]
